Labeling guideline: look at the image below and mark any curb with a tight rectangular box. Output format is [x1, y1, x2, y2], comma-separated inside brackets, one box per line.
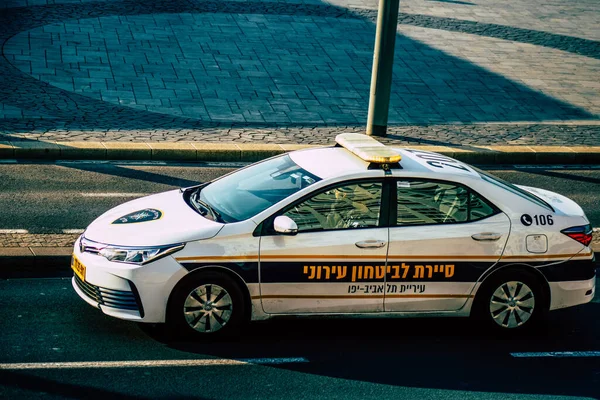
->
[0, 247, 73, 278]
[1, 248, 598, 279]
[1, 141, 600, 164]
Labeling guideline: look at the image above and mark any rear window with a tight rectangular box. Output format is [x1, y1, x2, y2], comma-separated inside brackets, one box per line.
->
[473, 167, 553, 211]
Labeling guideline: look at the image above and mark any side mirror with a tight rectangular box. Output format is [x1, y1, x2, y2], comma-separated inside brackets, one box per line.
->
[273, 216, 298, 235]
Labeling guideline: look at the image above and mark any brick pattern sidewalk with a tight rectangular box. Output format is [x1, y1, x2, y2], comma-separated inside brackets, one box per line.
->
[0, 0, 598, 146]
[0, 233, 80, 248]
[3, 123, 600, 146]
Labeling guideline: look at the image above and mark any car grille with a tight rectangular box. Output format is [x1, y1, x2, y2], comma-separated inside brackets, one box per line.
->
[74, 274, 143, 316]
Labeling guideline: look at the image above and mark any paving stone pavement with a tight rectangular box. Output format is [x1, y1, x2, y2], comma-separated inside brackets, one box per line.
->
[0, 0, 598, 146]
[0, 233, 80, 248]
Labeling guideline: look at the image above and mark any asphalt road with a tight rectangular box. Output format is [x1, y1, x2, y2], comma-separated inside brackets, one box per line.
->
[1, 277, 599, 400]
[1, 162, 599, 399]
[0, 162, 599, 232]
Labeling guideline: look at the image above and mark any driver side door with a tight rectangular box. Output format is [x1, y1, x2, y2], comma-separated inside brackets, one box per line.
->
[258, 180, 389, 314]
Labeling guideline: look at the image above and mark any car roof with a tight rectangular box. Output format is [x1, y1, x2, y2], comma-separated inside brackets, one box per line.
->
[290, 146, 482, 181]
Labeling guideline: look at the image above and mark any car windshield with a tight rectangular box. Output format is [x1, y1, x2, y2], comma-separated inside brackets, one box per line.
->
[198, 155, 320, 223]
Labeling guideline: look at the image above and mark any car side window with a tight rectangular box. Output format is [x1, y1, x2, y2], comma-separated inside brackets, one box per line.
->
[396, 180, 496, 226]
[283, 182, 382, 232]
[469, 191, 497, 221]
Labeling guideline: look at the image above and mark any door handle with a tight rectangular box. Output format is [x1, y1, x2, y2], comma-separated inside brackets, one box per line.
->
[355, 240, 386, 249]
[471, 232, 502, 241]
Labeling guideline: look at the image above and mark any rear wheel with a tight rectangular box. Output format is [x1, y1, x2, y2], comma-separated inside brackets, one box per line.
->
[168, 272, 247, 338]
[474, 269, 547, 332]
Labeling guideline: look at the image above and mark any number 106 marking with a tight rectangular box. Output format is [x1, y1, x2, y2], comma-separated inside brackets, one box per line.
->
[534, 215, 553, 226]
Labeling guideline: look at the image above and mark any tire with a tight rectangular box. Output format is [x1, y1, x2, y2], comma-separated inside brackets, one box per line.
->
[168, 271, 247, 339]
[473, 269, 548, 332]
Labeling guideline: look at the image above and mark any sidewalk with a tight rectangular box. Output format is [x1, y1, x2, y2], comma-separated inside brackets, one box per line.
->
[0, 0, 598, 146]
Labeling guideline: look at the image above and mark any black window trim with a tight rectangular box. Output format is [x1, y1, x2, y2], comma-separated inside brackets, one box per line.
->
[254, 178, 392, 237]
[390, 177, 502, 228]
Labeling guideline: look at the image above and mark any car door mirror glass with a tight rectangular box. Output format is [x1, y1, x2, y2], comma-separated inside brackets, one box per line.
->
[274, 216, 298, 235]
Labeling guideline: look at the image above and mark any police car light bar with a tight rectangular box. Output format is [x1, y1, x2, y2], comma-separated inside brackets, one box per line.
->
[335, 133, 402, 164]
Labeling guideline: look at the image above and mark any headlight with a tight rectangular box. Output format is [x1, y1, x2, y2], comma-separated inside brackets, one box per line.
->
[98, 244, 185, 265]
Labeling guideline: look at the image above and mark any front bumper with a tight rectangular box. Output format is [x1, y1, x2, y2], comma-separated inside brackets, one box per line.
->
[72, 274, 144, 318]
[71, 236, 188, 323]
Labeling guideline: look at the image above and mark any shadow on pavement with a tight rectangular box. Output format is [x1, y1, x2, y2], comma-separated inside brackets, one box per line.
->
[138, 299, 600, 398]
[58, 162, 201, 188]
[0, 371, 152, 400]
[514, 168, 600, 186]
[0, 136, 203, 188]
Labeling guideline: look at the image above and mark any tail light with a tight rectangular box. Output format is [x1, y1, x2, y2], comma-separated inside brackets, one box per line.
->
[561, 224, 593, 247]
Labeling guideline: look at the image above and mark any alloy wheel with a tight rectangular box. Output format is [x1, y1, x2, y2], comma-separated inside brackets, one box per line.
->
[183, 284, 233, 333]
[489, 281, 535, 328]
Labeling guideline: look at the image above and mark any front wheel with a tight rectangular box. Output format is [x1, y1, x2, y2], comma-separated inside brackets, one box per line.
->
[474, 269, 547, 331]
[168, 272, 247, 338]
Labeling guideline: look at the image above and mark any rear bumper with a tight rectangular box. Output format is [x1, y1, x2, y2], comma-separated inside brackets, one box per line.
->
[537, 254, 596, 310]
[549, 275, 596, 310]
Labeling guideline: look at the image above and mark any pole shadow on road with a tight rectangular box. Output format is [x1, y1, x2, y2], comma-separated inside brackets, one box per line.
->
[513, 168, 600, 186]
[0, 136, 203, 188]
[58, 161, 201, 188]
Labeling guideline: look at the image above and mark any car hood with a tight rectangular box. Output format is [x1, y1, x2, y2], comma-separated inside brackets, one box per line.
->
[517, 185, 585, 217]
[83, 190, 223, 246]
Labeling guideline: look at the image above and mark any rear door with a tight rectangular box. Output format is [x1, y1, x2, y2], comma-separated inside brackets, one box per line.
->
[385, 179, 510, 312]
[259, 179, 389, 314]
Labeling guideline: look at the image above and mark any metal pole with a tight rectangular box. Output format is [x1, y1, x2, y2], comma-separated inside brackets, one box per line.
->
[366, 0, 400, 137]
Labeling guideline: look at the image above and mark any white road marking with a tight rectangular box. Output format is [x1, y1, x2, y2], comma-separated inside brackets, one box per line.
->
[80, 193, 149, 197]
[508, 165, 600, 170]
[511, 351, 600, 358]
[62, 229, 84, 234]
[57, 160, 168, 166]
[238, 357, 309, 364]
[55, 160, 248, 168]
[482, 165, 600, 171]
[198, 161, 249, 168]
[0, 357, 309, 370]
[0, 229, 85, 234]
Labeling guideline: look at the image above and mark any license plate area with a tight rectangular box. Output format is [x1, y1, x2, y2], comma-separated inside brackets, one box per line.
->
[71, 255, 86, 281]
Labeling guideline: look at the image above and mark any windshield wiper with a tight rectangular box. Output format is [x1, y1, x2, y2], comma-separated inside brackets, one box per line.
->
[191, 191, 222, 222]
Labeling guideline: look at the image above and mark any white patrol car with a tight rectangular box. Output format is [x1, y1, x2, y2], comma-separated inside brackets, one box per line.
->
[72, 133, 596, 336]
